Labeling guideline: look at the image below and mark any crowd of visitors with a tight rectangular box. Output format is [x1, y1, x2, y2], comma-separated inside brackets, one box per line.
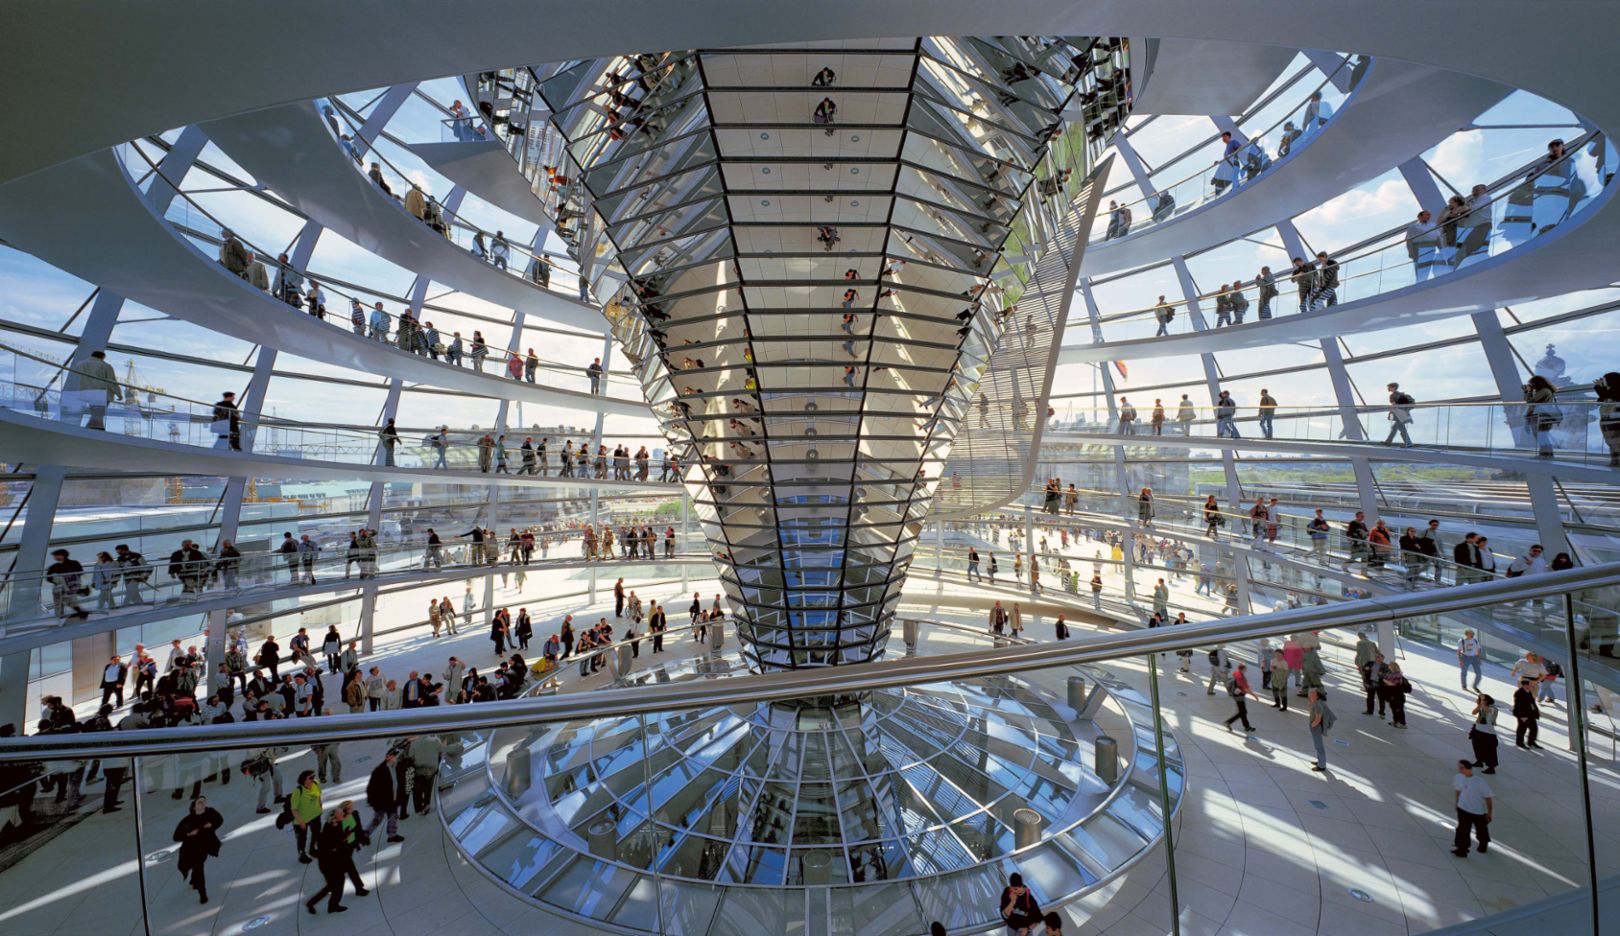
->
[35, 515, 688, 623]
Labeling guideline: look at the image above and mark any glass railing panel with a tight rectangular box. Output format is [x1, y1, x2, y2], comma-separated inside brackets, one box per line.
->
[0, 562, 1614, 935]
[0, 755, 141, 933]
[1087, 56, 1361, 246]
[1047, 399, 1620, 468]
[115, 144, 643, 402]
[1080, 133, 1608, 344]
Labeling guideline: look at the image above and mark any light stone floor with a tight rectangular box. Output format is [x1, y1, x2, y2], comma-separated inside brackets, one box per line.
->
[2, 571, 1616, 935]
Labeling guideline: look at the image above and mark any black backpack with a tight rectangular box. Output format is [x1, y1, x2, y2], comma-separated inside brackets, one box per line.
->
[1207, 649, 1220, 665]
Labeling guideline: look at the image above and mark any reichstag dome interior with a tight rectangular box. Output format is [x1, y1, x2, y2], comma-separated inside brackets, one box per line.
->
[1, 3, 1618, 934]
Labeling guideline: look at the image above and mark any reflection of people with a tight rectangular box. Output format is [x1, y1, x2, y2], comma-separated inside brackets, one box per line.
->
[1594, 371, 1620, 467]
[62, 349, 123, 430]
[1531, 138, 1575, 233]
[173, 796, 225, 904]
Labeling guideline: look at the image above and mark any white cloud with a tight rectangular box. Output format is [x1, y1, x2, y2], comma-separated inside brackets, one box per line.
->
[1296, 178, 1413, 230]
[1428, 131, 1485, 185]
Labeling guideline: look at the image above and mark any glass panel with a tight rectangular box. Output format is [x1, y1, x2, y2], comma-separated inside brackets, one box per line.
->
[0, 755, 142, 934]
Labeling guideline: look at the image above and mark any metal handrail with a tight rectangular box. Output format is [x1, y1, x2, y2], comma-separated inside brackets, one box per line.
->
[2, 562, 1614, 760]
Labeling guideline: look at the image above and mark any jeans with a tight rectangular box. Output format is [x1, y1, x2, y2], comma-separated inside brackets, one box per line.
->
[1217, 416, 1240, 438]
[1258, 414, 1273, 439]
[1384, 422, 1412, 446]
[365, 805, 398, 839]
[1460, 656, 1482, 689]
[1310, 725, 1327, 766]
[1538, 680, 1557, 703]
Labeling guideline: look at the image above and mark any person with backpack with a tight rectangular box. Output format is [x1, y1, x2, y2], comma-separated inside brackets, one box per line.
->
[1538, 658, 1563, 704]
[1152, 296, 1174, 336]
[1384, 382, 1416, 446]
[1255, 265, 1278, 319]
[1223, 663, 1257, 733]
[1308, 688, 1336, 771]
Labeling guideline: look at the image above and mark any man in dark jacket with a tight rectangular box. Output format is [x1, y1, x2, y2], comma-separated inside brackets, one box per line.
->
[1512, 679, 1541, 748]
[364, 751, 404, 843]
[304, 810, 353, 914]
[100, 655, 129, 708]
[1360, 652, 1391, 717]
[168, 541, 209, 595]
[212, 391, 241, 451]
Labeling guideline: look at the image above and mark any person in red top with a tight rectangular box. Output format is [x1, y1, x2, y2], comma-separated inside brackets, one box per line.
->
[1224, 663, 1258, 732]
[1367, 519, 1393, 568]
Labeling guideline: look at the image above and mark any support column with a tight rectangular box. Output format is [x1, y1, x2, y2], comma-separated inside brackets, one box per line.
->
[680, 495, 691, 590]
[1211, 115, 1247, 146]
[0, 650, 31, 737]
[1079, 280, 1138, 603]
[1397, 159, 1448, 216]
[359, 378, 404, 655]
[1470, 311, 1572, 556]
[1304, 51, 1355, 93]
[347, 83, 418, 158]
[1277, 219, 1379, 525]
[483, 308, 527, 624]
[587, 333, 612, 605]
[1111, 135, 1159, 199]
[1472, 309, 1531, 446]
[6, 466, 66, 625]
[206, 346, 279, 684]
[1170, 259, 1252, 614]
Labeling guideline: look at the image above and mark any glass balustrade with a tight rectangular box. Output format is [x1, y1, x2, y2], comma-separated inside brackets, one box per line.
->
[1078, 132, 1609, 343]
[320, 100, 601, 304]
[0, 345, 678, 476]
[0, 526, 706, 630]
[1087, 56, 1362, 246]
[0, 567, 1612, 935]
[1048, 398, 1620, 468]
[117, 143, 648, 401]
